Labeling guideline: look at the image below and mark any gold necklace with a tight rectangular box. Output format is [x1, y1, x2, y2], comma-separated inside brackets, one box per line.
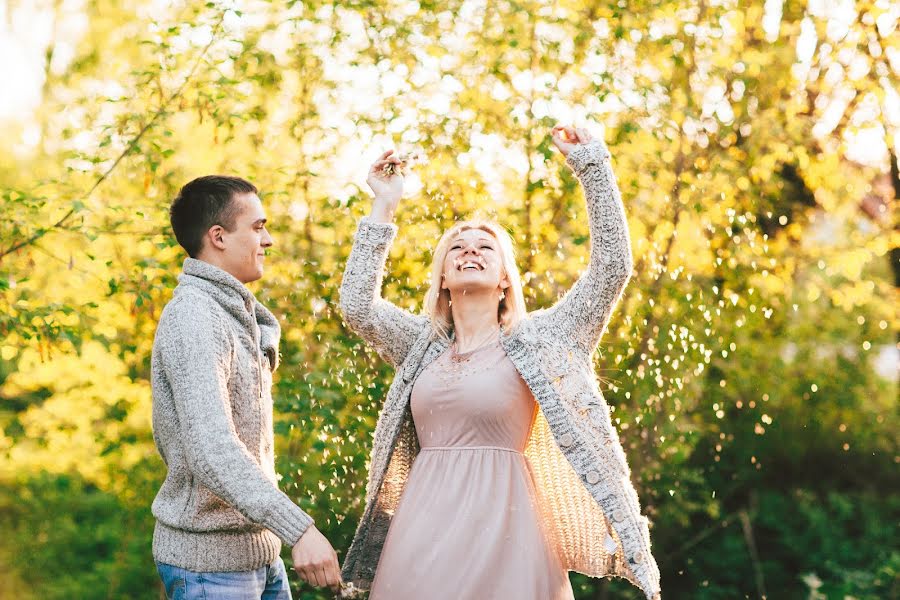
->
[449, 327, 500, 363]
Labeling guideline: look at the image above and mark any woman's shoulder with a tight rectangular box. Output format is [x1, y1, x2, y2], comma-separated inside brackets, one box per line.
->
[513, 310, 592, 360]
[517, 308, 560, 342]
[505, 312, 560, 352]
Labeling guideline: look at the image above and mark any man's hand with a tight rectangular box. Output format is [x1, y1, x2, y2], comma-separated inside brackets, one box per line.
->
[291, 525, 342, 591]
[551, 125, 594, 157]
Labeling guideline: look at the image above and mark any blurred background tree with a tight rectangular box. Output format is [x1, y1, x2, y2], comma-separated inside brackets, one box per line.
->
[0, 0, 896, 598]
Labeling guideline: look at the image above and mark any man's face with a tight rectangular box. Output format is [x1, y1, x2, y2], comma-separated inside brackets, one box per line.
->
[219, 192, 273, 284]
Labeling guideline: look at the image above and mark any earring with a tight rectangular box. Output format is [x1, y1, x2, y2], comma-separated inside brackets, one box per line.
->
[499, 290, 506, 301]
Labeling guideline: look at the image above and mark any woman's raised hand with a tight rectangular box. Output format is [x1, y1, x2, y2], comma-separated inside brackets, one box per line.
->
[367, 149, 405, 223]
[551, 125, 594, 158]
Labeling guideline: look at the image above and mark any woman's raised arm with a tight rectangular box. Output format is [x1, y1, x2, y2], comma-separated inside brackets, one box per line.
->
[338, 151, 428, 368]
[536, 126, 635, 352]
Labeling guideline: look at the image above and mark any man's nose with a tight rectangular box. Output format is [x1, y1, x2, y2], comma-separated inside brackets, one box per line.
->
[262, 230, 274, 247]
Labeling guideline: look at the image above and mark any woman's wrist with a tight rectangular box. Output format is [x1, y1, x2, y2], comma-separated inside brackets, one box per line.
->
[369, 202, 396, 223]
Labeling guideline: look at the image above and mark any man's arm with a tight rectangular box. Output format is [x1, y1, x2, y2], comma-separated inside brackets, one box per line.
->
[161, 296, 342, 589]
[159, 297, 313, 546]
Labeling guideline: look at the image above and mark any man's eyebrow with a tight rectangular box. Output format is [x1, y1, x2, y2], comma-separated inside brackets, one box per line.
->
[252, 218, 268, 225]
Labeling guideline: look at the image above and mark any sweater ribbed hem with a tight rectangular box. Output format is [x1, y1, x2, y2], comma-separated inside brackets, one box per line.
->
[566, 140, 611, 175]
[357, 216, 398, 243]
[265, 499, 315, 547]
[152, 521, 281, 572]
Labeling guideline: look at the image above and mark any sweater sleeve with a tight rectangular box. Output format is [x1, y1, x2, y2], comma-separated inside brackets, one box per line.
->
[159, 298, 314, 547]
[537, 140, 635, 351]
[338, 216, 429, 368]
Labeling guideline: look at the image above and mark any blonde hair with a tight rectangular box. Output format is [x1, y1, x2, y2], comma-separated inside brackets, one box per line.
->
[423, 220, 527, 341]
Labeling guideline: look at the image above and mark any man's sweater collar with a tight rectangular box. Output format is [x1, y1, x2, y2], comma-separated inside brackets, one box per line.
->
[177, 258, 282, 370]
[179, 258, 257, 315]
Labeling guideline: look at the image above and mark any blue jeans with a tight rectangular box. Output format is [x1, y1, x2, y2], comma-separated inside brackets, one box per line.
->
[156, 558, 292, 600]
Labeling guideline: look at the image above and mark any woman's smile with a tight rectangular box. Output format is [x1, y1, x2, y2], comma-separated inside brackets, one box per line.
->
[455, 256, 486, 271]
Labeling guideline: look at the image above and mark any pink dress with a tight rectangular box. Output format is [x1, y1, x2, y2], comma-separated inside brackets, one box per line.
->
[368, 339, 574, 600]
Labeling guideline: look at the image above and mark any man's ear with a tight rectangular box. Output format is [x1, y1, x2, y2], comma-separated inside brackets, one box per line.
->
[206, 225, 227, 251]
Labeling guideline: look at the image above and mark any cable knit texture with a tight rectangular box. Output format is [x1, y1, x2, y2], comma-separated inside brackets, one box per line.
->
[150, 258, 314, 572]
[338, 140, 661, 600]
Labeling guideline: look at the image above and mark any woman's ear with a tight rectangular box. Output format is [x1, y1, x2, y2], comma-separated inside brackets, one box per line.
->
[441, 273, 448, 290]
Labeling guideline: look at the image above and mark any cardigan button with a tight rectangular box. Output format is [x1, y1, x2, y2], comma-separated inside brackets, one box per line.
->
[586, 470, 600, 484]
[633, 551, 645, 564]
[613, 509, 625, 522]
[559, 433, 574, 447]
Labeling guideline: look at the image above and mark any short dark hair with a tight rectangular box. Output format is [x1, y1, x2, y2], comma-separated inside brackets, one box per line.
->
[169, 175, 258, 257]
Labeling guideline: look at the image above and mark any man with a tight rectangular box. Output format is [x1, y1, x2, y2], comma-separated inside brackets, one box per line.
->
[150, 175, 341, 598]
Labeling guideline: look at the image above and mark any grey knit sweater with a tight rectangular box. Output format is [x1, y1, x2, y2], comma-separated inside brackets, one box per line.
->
[150, 258, 314, 572]
[339, 141, 661, 599]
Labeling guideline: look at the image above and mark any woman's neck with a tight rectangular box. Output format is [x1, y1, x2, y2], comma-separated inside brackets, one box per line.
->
[449, 289, 501, 351]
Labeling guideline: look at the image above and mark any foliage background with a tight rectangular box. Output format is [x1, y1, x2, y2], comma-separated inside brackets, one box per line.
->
[1, 1, 897, 598]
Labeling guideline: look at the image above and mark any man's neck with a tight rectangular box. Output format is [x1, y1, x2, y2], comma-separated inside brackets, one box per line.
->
[194, 253, 245, 285]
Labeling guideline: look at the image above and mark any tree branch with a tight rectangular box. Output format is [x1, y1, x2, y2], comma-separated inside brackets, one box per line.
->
[0, 14, 225, 263]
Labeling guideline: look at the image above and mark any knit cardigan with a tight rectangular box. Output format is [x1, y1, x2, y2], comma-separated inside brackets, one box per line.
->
[338, 141, 661, 599]
[150, 258, 314, 572]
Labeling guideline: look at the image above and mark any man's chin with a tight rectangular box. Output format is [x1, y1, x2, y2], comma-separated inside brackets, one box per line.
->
[239, 267, 265, 284]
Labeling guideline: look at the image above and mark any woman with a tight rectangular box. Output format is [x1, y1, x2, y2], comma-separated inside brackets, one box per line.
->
[338, 125, 661, 600]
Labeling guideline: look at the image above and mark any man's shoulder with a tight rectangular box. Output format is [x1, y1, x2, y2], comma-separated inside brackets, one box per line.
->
[156, 287, 227, 342]
[161, 287, 218, 318]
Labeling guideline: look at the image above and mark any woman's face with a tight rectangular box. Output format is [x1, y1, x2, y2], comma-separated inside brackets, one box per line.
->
[441, 228, 509, 295]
